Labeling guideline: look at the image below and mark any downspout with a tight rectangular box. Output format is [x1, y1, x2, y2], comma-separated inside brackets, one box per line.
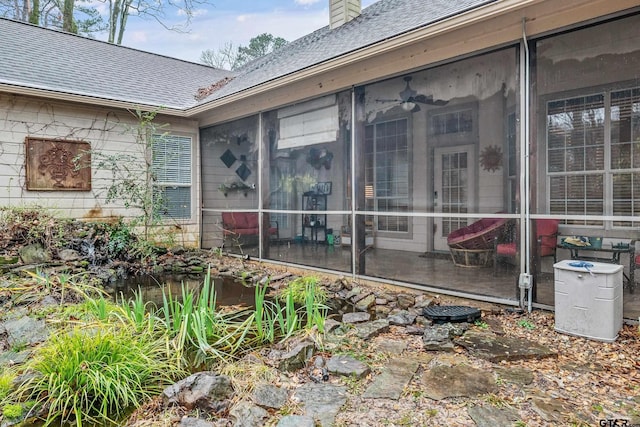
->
[520, 18, 533, 312]
[258, 113, 264, 259]
[350, 87, 357, 277]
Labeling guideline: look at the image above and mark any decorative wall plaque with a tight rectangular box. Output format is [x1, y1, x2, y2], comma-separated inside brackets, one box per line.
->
[25, 138, 91, 191]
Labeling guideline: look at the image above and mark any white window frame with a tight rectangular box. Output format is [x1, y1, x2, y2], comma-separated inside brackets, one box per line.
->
[152, 134, 193, 220]
[545, 86, 640, 229]
[365, 117, 411, 234]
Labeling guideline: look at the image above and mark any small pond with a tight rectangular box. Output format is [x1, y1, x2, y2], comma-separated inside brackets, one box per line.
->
[107, 273, 256, 309]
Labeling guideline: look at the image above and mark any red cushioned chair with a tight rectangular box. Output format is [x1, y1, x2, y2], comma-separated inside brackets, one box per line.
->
[221, 212, 279, 246]
[494, 219, 559, 274]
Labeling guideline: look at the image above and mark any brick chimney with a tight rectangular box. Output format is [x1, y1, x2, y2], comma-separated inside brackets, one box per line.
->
[329, 0, 361, 29]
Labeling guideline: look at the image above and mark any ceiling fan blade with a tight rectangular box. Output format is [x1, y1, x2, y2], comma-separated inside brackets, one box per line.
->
[375, 98, 402, 103]
[411, 104, 421, 113]
[431, 99, 449, 106]
[414, 94, 448, 106]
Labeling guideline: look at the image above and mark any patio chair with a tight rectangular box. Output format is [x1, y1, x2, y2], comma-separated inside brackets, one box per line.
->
[494, 218, 559, 275]
[446, 217, 510, 267]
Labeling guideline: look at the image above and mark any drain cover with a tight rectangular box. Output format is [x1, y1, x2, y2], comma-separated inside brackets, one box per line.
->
[423, 305, 481, 323]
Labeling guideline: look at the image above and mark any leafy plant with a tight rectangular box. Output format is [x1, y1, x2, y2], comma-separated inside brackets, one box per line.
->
[251, 276, 328, 345]
[0, 369, 15, 402]
[474, 320, 488, 329]
[279, 276, 327, 305]
[483, 393, 512, 408]
[517, 319, 535, 330]
[157, 270, 256, 368]
[2, 403, 23, 419]
[0, 206, 71, 253]
[83, 109, 178, 251]
[12, 326, 180, 427]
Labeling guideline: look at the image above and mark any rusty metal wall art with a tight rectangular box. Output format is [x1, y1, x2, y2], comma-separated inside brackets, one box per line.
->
[25, 138, 91, 191]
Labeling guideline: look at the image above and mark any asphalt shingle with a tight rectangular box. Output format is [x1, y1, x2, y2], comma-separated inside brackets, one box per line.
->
[0, 19, 232, 109]
[196, 0, 494, 104]
[0, 0, 494, 109]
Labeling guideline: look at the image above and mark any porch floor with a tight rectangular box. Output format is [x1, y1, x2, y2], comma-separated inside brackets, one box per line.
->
[234, 242, 640, 320]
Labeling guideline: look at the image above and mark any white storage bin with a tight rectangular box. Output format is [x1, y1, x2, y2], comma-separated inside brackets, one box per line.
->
[553, 260, 623, 342]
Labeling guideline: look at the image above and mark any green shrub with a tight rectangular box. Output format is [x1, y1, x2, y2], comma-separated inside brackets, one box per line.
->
[279, 276, 327, 305]
[13, 326, 181, 427]
[2, 403, 23, 419]
[0, 369, 15, 402]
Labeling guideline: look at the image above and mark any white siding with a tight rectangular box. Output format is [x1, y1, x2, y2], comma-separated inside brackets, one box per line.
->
[0, 93, 200, 246]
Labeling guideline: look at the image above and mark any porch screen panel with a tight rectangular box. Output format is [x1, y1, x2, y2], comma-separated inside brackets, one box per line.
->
[611, 88, 640, 227]
[547, 95, 605, 225]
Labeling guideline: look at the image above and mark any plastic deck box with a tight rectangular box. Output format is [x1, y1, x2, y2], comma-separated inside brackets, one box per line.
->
[553, 260, 623, 342]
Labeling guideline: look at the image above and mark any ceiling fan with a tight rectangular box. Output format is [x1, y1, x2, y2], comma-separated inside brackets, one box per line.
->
[376, 76, 448, 112]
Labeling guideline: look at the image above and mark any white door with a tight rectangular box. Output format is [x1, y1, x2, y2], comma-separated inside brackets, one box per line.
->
[433, 145, 476, 251]
[269, 159, 295, 239]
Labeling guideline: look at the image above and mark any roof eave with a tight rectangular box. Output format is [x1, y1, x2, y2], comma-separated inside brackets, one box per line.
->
[185, 0, 639, 121]
[0, 83, 189, 116]
[184, 0, 533, 116]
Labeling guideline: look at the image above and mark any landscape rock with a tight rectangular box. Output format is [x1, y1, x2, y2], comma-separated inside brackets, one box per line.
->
[396, 294, 415, 309]
[0, 316, 49, 347]
[341, 312, 370, 324]
[276, 415, 315, 427]
[467, 405, 519, 427]
[405, 325, 425, 335]
[323, 318, 341, 332]
[387, 310, 416, 326]
[326, 354, 370, 379]
[58, 249, 81, 261]
[375, 338, 407, 354]
[354, 294, 376, 311]
[252, 384, 288, 409]
[362, 357, 419, 400]
[422, 324, 454, 352]
[414, 295, 434, 309]
[269, 340, 315, 372]
[18, 243, 50, 264]
[229, 401, 268, 427]
[293, 383, 347, 427]
[495, 367, 534, 385]
[355, 319, 389, 340]
[374, 305, 392, 317]
[163, 372, 233, 413]
[421, 364, 497, 400]
[178, 417, 217, 427]
[528, 392, 586, 424]
[454, 331, 557, 362]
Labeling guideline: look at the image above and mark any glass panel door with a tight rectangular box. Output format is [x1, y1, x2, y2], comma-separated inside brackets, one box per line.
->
[433, 145, 475, 251]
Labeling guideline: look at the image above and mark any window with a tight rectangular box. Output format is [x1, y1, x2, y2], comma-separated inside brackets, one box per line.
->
[547, 88, 640, 228]
[153, 134, 192, 219]
[611, 88, 640, 227]
[431, 109, 473, 135]
[365, 118, 409, 232]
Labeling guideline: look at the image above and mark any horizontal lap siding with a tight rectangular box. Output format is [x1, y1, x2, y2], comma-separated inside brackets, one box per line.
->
[0, 94, 201, 246]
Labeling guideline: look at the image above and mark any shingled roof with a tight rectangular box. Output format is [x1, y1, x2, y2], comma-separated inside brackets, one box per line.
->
[197, 0, 494, 105]
[0, 18, 233, 110]
[0, 0, 494, 110]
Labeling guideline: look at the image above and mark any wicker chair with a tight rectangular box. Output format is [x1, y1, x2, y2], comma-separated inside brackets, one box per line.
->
[446, 217, 510, 267]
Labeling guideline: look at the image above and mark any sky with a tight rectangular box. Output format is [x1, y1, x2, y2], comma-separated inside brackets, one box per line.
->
[115, 0, 378, 64]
